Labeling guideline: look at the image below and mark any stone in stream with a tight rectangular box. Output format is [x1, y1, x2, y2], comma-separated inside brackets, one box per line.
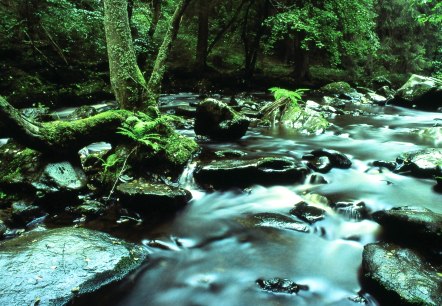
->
[11, 201, 44, 225]
[289, 201, 326, 224]
[193, 157, 309, 189]
[194, 98, 250, 140]
[331, 201, 369, 221]
[395, 148, 442, 178]
[246, 212, 310, 233]
[304, 148, 352, 170]
[362, 242, 442, 306]
[256, 278, 308, 295]
[116, 181, 191, 215]
[0, 227, 147, 306]
[390, 74, 442, 111]
[373, 206, 442, 246]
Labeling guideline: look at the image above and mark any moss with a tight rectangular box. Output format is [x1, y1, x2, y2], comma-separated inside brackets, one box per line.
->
[320, 81, 355, 95]
[0, 143, 43, 184]
[162, 133, 198, 167]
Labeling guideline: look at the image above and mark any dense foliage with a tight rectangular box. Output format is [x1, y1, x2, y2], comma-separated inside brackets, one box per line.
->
[0, 0, 441, 105]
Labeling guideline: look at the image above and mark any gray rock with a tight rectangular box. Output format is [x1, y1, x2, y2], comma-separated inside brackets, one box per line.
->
[0, 227, 146, 306]
[396, 148, 442, 177]
[194, 98, 250, 140]
[194, 157, 309, 189]
[11, 201, 44, 225]
[249, 213, 310, 233]
[116, 181, 191, 215]
[391, 74, 442, 110]
[0, 219, 7, 238]
[373, 206, 442, 246]
[34, 162, 87, 192]
[331, 201, 369, 221]
[362, 243, 442, 306]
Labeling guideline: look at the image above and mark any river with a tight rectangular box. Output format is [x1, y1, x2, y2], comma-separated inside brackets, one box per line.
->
[75, 93, 441, 306]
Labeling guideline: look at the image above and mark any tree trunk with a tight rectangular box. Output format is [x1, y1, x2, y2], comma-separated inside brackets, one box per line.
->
[292, 31, 311, 82]
[148, 0, 163, 39]
[0, 96, 129, 156]
[104, 0, 148, 111]
[146, 0, 192, 104]
[195, 0, 209, 71]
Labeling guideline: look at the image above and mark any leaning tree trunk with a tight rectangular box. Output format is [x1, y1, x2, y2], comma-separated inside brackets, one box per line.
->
[104, 0, 148, 110]
[146, 0, 192, 104]
[0, 96, 130, 156]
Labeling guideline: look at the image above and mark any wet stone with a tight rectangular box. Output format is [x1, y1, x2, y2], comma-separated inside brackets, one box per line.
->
[0, 220, 7, 238]
[250, 213, 310, 233]
[396, 148, 442, 178]
[362, 242, 442, 306]
[373, 206, 442, 246]
[372, 160, 397, 171]
[307, 174, 329, 185]
[290, 201, 326, 224]
[309, 148, 352, 169]
[257, 278, 308, 295]
[11, 201, 44, 225]
[0, 227, 146, 306]
[194, 157, 309, 189]
[307, 156, 332, 173]
[214, 149, 247, 158]
[116, 181, 191, 215]
[331, 201, 369, 221]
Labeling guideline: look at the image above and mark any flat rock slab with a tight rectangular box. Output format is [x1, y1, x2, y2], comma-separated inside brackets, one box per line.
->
[0, 227, 146, 306]
[116, 181, 191, 215]
[194, 157, 309, 189]
[373, 206, 442, 246]
[363, 243, 442, 306]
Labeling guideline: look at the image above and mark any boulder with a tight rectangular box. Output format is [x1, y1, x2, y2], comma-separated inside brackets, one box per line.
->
[396, 148, 442, 178]
[116, 181, 191, 215]
[194, 98, 250, 140]
[248, 212, 310, 233]
[194, 157, 309, 189]
[362, 243, 442, 306]
[0, 227, 146, 306]
[390, 74, 442, 110]
[373, 206, 442, 246]
[11, 201, 44, 225]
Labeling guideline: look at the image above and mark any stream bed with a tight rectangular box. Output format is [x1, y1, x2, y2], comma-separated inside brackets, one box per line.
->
[77, 93, 441, 306]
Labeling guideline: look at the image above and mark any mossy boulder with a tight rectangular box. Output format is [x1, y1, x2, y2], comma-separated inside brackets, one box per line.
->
[319, 81, 355, 96]
[194, 157, 309, 189]
[194, 98, 250, 140]
[0, 227, 146, 306]
[362, 242, 442, 306]
[390, 74, 442, 111]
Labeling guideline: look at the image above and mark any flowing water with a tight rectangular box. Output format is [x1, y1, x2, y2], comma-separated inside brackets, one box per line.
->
[49, 93, 442, 305]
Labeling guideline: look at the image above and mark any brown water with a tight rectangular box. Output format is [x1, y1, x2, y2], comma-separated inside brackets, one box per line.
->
[81, 93, 442, 305]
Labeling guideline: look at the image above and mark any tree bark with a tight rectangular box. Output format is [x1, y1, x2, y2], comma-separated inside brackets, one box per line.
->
[195, 0, 209, 71]
[104, 0, 148, 110]
[146, 0, 192, 104]
[0, 96, 130, 156]
[292, 31, 311, 82]
[148, 0, 162, 39]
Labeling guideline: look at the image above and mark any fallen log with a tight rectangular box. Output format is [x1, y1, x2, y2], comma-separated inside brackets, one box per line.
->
[0, 95, 131, 155]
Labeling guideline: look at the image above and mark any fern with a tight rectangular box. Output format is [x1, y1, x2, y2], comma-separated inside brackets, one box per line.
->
[269, 87, 309, 107]
[116, 111, 180, 151]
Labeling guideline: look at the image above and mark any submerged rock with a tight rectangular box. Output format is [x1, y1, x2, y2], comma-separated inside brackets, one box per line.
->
[373, 206, 442, 246]
[396, 148, 442, 177]
[248, 212, 310, 233]
[257, 278, 308, 295]
[362, 243, 442, 306]
[331, 201, 369, 221]
[116, 181, 191, 215]
[194, 98, 250, 140]
[390, 74, 442, 111]
[0, 227, 146, 306]
[194, 157, 309, 189]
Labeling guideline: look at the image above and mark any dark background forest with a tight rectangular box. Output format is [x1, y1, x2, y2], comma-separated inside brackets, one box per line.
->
[0, 0, 441, 108]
